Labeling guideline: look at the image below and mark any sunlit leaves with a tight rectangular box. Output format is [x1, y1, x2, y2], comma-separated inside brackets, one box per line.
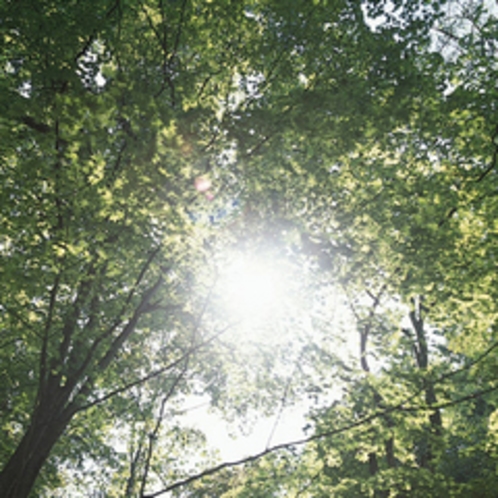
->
[1, 0, 498, 496]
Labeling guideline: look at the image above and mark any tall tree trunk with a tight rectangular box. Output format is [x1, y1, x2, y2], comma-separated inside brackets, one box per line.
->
[0, 380, 74, 498]
[409, 299, 442, 470]
[360, 327, 389, 498]
[358, 291, 395, 498]
[0, 276, 161, 497]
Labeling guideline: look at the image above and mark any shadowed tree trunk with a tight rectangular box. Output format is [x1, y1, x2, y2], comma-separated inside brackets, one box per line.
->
[409, 298, 442, 470]
[0, 376, 75, 498]
[0, 274, 163, 498]
[357, 288, 392, 498]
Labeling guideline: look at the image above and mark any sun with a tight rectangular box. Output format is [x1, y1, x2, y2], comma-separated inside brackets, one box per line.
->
[214, 251, 289, 331]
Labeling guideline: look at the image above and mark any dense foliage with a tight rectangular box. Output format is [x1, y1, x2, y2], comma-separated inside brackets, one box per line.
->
[1, 0, 497, 496]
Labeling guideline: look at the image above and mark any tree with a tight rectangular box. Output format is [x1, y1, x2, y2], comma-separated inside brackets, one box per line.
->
[1, 0, 497, 496]
[171, 2, 498, 497]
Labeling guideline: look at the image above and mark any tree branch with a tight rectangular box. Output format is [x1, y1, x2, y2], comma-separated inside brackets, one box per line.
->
[64, 246, 162, 395]
[143, 380, 498, 498]
[476, 124, 498, 183]
[39, 272, 61, 395]
[139, 363, 189, 496]
[97, 276, 164, 372]
[72, 322, 234, 414]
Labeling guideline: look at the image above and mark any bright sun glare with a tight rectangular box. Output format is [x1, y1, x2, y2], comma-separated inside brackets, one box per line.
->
[218, 253, 286, 324]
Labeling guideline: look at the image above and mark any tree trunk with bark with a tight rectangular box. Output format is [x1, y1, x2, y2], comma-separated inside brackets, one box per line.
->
[0, 379, 74, 498]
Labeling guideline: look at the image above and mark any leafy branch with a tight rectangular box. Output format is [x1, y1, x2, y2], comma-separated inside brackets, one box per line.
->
[143, 378, 498, 497]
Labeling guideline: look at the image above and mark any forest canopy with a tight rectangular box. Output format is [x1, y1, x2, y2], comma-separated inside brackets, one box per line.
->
[0, 0, 497, 496]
